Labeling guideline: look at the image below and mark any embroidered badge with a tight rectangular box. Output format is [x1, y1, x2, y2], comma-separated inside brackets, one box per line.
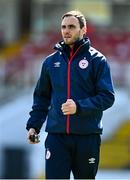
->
[46, 149, 51, 160]
[54, 62, 60, 67]
[88, 157, 96, 164]
[79, 59, 88, 69]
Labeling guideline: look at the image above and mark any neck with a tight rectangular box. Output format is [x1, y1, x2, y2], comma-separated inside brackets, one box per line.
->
[69, 44, 74, 49]
[69, 37, 83, 49]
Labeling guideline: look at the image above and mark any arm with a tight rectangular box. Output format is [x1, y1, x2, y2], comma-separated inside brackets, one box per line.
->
[26, 60, 51, 134]
[76, 58, 115, 115]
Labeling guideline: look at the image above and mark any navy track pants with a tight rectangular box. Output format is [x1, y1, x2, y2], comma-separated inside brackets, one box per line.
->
[45, 133, 101, 179]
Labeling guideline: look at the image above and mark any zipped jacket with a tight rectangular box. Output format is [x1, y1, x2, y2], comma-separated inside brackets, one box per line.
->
[26, 38, 115, 135]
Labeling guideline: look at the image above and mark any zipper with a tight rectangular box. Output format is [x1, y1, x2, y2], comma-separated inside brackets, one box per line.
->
[66, 45, 83, 134]
[66, 56, 71, 134]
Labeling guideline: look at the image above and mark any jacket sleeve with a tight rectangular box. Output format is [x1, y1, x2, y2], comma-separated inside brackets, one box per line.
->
[26, 60, 51, 134]
[76, 57, 115, 115]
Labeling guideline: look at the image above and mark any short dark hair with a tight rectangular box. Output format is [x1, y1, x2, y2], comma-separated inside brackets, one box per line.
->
[62, 10, 86, 29]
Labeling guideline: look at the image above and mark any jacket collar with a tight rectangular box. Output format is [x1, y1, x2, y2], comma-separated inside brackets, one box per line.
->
[54, 37, 91, 55]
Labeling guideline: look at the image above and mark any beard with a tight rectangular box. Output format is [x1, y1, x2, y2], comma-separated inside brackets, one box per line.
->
[63, 31, 81, 46]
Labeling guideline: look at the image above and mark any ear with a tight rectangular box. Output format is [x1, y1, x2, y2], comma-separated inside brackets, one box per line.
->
[81, 26, 87, 36]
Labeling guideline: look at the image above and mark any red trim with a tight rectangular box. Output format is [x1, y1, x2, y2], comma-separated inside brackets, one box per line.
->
[66, 45, 82, 134]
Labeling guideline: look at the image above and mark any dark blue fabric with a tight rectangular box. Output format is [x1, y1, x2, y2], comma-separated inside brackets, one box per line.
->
[45, 133, 101, 179]
[26, 37, 115, 134]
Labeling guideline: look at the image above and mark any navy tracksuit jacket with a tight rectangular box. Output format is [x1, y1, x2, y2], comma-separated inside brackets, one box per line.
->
[26, 37, 115, 179]
[26, 37, 115, 135]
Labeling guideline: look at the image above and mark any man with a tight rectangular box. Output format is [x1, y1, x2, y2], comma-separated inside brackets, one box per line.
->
[26, 10, 115, 179]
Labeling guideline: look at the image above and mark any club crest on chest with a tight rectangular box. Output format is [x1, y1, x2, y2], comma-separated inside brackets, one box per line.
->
[79, 58, 88, 69]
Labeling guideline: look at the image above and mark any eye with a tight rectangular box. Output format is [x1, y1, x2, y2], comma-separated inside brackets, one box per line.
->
[68, 25, 76, 29]
[61, 25, 66, 29]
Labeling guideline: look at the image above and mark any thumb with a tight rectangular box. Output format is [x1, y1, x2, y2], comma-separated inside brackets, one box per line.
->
[67, 99, 72, 102]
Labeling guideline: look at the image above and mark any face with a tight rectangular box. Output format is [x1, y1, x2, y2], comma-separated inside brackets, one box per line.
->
[61, 16, 85, 47]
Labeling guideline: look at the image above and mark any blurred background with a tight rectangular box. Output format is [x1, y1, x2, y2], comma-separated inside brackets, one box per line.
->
[0, 0, 130, 179]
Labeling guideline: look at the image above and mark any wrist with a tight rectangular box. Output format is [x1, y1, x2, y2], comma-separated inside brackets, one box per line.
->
[29, 128, 36, 134]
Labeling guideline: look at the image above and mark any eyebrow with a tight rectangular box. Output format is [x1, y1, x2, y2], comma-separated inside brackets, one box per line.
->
[61, 24, 76, 28]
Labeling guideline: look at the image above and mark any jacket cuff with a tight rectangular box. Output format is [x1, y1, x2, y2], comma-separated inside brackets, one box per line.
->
[75, 101, 80, 115]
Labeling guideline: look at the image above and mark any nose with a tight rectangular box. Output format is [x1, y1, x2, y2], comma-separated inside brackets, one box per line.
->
[63, 27, 70, 34]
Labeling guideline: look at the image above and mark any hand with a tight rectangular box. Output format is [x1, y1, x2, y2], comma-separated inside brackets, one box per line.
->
[61, 99, 77, 115]
[27, 128, 40, 144]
